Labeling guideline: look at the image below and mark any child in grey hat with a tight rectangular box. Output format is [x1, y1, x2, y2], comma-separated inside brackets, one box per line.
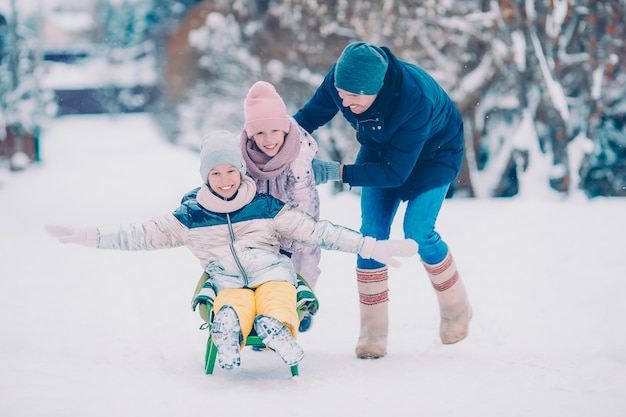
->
[46, 130, 418, 371]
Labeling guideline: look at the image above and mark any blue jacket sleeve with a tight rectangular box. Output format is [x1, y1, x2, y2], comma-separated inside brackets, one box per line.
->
[293, 66, 341, 134]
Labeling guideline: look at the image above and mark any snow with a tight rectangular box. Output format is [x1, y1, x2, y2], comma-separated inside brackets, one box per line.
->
[40, 48, 158, 90]
[0, 0, 86, 17]
[47, 10, 94, 33]
[529, 30, 570, 122]
[0, 0, 143, 17]
[546, 0, 569, 39]
[1, 114, 625, 416]
[511, 109, 561, 199]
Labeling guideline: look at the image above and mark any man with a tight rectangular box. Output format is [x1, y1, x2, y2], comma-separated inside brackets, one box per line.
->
[294, 41, 472, 359]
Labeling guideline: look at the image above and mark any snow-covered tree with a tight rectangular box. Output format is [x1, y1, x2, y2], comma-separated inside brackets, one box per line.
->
[156, 0, 626, 197]
[0, 1, 56, 172]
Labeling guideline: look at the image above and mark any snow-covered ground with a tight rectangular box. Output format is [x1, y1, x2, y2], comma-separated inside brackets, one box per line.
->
[1, 114, 625, 417]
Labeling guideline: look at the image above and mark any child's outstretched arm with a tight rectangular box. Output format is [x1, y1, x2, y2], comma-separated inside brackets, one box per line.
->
[45, 223, 148, 250]
[358, 236, 417, 268]
[275, 209, 418, 268]
[45, 215, 187, 251]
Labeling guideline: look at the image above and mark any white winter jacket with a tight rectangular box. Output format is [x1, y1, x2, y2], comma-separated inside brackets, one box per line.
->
[96, 177, 365, 292]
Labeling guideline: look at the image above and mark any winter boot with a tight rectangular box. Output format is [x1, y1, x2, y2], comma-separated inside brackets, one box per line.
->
[212, 306, 243, 369]
[355, 267, 389, 359]
[423, 251, 472, 344]
[254, 315, 304, 366]
[298, 312, 314, 333]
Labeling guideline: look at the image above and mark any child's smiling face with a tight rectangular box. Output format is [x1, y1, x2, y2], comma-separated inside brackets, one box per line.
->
[251, 129, 286, 157]
[207, 163, 242, 199]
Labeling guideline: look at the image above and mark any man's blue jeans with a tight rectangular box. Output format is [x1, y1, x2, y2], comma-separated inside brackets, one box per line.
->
[357, 184, 450, 269]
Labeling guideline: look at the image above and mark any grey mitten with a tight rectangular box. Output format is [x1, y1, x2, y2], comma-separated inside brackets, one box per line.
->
[359, 236, 418, 268]
[311, 158, 341, 185]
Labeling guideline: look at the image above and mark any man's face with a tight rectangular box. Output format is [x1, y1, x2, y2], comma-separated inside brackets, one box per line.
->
[336, 88, 377, 114]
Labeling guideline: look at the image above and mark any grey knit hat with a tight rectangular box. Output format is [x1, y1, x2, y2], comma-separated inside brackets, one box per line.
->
[334, 42, 389, 95]
[199, 130, 246, 183]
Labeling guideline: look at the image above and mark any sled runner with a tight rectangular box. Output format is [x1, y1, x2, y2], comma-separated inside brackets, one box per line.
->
[192, 272, 319, 376]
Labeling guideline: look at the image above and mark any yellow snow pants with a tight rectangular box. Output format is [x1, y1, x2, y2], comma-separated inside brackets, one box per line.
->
[213, 281, 299, 343]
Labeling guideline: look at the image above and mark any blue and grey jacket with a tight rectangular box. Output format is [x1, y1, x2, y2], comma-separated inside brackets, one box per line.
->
[95, 177, 366, 292]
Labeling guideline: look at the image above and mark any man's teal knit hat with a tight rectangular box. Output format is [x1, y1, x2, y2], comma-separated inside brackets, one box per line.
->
[334, 42, 389, 95]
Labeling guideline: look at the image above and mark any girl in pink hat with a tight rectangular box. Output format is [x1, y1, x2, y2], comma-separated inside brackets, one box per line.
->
[241, 81, 321, 332]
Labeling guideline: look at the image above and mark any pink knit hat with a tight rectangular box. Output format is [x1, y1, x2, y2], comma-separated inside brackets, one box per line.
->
[244, 81, 290, 137]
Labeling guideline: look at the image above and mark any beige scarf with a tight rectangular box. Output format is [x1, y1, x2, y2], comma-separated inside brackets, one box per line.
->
[196, 176, 257, 213]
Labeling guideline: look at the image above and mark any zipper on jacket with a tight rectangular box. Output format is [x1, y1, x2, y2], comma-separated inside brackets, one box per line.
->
[356, 117, 383, 144]
[226, 212, 249, 286]
[356, 117, 381, 130]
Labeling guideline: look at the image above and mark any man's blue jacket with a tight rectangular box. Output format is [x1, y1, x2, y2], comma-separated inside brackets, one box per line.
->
[294, 46, 464, 201]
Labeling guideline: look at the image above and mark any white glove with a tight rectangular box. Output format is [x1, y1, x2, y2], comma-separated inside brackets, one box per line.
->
[45, 224, 99, 248]
[359, 236, 418, 268]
